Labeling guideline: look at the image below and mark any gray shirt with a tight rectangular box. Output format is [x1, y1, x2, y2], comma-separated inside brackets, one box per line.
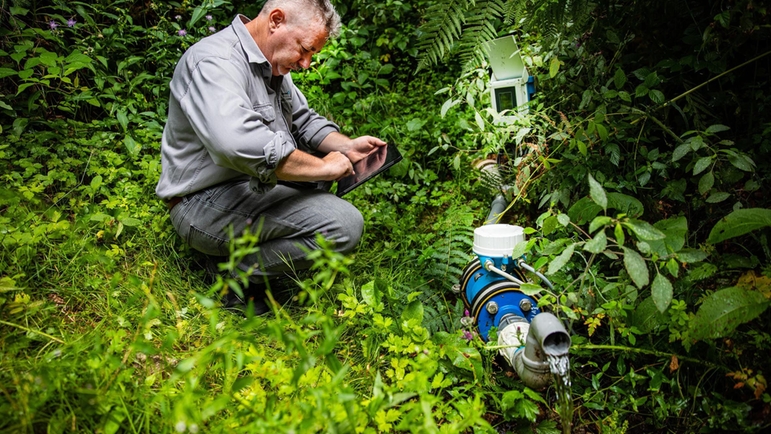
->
[156, 15, 340, 199]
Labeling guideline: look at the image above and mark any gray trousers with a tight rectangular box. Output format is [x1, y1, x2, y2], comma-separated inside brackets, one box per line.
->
[169, 179, 364, 278]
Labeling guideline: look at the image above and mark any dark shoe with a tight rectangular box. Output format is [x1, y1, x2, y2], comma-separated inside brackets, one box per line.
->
[221, 285, 271, 316]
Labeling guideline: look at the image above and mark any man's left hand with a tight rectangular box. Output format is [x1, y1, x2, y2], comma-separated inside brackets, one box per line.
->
[344, 136, 387, 163]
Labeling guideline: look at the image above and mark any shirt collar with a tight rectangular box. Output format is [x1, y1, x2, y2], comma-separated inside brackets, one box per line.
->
[232, 15, 272, 79]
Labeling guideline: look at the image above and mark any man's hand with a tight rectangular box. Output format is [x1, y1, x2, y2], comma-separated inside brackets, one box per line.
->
[322, 151, 355, 180]
[318, 132, 387, 163]
[344, 135, 387, 163]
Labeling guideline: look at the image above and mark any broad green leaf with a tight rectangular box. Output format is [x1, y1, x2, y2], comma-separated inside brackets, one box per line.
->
[0, 68, 17, 79]
[623, 219, 666, 241]
[440, 98, 460, 118]
[705, 192, 730, 203]
[646, 216, 688, 256]
[613, 68, 627, 89]
[120, 217, 141, 227]
[588, 173, 607, 210]
[693, 156, 712, 175]
[401, 299, 423, 323]
[690, 286, 769, 341]
[116, 110, 128, 131]
[651, 273, 673, 313]
[615, 223, 625, 246]
[677, 248, 707, 263]
[557, 213, 570, 227]
[546, 243, 576, 275]
[188, 6, 207, 27]
[568, 197, 602, 225]
[542, 215, 558, 236]
[518, 282, 543, 297]
[589, 216, 612, 234]
[618, 91, 631, 102]
[607, 192, 644, 218]
[698, 171, 714, 195]
[631, 297, 668, 333]
[124, 134, 140, 157]
[90, 175, 102, 190]
[649, 89, 665, 104]
[708, 208, 771, 244]
[666, 258, 679, 277]
[361, 280, 382, 309]
[727, 153, 754, 172]
[705, 124, 730, 134]
[672, 143, 691, 162]
[584, 230, 607, 254]
[623, 247, 649, 289]
[474, 111, 485, 131]
[549, 57, 560, 78]
[635, 84, 649, 97]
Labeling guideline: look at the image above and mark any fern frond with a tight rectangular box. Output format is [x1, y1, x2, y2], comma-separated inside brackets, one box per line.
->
[415, 0, 472, 71]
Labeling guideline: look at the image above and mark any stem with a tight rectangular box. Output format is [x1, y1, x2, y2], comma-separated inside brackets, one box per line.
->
[573, 343, 727, 371]
[660, 49, 771, 110]
[0, 319, 66, 344]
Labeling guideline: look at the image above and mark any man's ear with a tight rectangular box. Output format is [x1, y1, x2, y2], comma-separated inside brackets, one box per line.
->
[268, 9, 285, 31]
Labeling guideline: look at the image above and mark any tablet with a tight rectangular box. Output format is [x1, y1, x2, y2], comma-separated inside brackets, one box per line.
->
[336, 143, 403, 197]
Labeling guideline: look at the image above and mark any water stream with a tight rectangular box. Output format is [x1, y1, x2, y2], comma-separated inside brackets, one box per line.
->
[547, 354, 573, 434]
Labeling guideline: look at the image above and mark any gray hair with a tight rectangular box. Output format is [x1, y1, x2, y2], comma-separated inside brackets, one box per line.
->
[260, 0, 342, 39]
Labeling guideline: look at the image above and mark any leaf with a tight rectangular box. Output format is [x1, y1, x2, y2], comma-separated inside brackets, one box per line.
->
[727, 153, 755, 172]
[672, 144, 691, 162]
[120, 217, 141, 227]
[0, 68, 17, 79]
[584, 230, 607, 254]
[549, 57, 560, 78]
[706, 192, 730, 203]
[623, 247, 649, 289]
[698, 171, 714, 195]
[518, 283, 543, 297]
[613, 68, 627, 89]
[588, 173, 607, 210]
[690, 286, 770, 341]
[401, 300, 423, 323]
[677, 248, 707, 263]
[708, 208, 771, 244]
[546, 243, 576, 275]
[188, 6, 207, 28]
[646, 216, 688, 256]
[90, 175, 102, 191]
[474, 111, 485, 131]
[631, 297, 668, 333]
[607, 192, 644, 218]
[589, 216, 612, 234]
[623, 219, 666, 241]
[568, 197, 602, 225]
[651, 273, 673, 313]
[705, 124, 730, 134]
[361, 280, 383, 311]
[440, 99, 460, 118]
[124, 134, 140, 157]
[693, 156, 713, 176]
[649, 89, 665, 105]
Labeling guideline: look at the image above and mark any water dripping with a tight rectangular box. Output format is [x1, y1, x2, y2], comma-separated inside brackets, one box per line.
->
[547, 354, 573, 434]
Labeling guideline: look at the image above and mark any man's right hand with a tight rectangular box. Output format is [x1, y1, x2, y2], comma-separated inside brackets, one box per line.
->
[275, 149, 353, 182]
[322, 151, 355, 180]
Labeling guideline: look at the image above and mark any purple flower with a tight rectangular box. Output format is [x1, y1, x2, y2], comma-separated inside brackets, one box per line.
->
[462, 330, 474, 341]
[49, 20, 58, 30]
[205, 14, 213, 21]
[67, 18, 76, 28]
[177, 29, 187, 36]
[208, 26, 216, 33]
[464, 309, 470, 317]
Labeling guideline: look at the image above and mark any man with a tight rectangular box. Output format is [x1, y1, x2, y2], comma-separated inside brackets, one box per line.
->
[156, 0, 386, 314]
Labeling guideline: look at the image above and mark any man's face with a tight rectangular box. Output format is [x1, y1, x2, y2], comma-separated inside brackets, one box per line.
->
[269, 21, 327, 76]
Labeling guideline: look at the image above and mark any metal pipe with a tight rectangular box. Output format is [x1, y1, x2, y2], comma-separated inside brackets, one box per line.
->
[484, 260, 525, 286]
[485, 194, 509, 225]
[517, 259, 555, 290]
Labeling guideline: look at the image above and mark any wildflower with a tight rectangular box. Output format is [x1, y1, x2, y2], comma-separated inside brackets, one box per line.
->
[205, 14, 213, 21]
[208, 26, 216, 33]
[174, 421, 186, 433]
[49, 20, 58, 30]
[462, 330, 474, 341]
[178, 29, 187, 37]
[175, 15, 182, 21]
[67, 18, 76, 28]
